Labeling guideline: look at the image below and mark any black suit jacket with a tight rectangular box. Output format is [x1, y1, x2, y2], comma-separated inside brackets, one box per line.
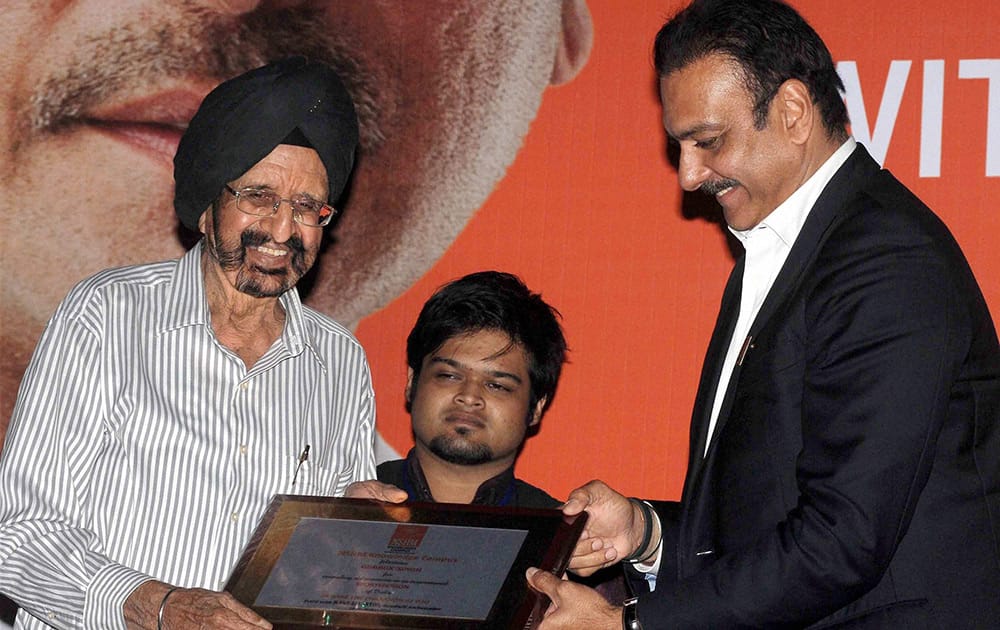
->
[633, 145, 1000, 628]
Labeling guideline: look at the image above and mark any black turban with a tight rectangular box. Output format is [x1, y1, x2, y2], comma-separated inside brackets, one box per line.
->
[173, 57, 359, 231]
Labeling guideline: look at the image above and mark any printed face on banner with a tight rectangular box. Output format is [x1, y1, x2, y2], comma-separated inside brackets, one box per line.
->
[406, 330, 544, 470]
[659, 54, 803, 231]
[0, 1, 591, 429]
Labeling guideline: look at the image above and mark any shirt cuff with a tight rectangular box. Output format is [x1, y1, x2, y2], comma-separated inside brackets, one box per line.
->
[85, 562, 155, 630]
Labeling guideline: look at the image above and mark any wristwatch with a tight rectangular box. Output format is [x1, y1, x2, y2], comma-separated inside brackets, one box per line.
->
[622, 596, 642, 630]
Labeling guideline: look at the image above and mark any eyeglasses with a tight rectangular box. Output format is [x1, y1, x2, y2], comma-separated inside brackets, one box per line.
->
[224, 184, 336, 227]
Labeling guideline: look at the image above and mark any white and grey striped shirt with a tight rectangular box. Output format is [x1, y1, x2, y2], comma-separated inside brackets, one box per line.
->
[0, 241, 376, 629]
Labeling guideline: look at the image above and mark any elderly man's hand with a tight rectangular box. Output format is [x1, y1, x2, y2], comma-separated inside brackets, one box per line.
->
[344, 479, 409, 502]
[526, 568, 620, 630]
[562, 480, 648, 576]
[125, 581, 271, 629]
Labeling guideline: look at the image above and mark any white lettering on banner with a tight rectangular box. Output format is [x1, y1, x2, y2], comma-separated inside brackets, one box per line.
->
[838, 60, 911, 168]
[837, 59, 1000, 177]
[921, 60, 944, 178]
[958, 59, 1000, 177]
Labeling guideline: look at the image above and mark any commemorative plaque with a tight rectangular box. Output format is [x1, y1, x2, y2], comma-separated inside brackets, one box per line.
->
[224, 495, 587, 629]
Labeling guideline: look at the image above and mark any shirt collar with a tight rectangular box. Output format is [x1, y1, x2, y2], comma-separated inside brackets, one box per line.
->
[157, 239, 313, 360]
[158, 240, 211, 334]
[403, 449, 517, 506]
[730, 138, 857, 248]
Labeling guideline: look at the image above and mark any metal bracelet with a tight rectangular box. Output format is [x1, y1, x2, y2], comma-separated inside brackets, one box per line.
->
[621, 498, 653, 563]
[156, 586, 180, 630]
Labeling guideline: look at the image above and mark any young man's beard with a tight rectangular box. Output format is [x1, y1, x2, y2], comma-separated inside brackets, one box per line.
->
[213, 226, 311, 298]
[429, 433, 493, 466]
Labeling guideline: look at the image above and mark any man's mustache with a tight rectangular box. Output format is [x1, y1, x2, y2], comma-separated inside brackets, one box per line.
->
[700, 178, 740, 196]
[26, 4, 384, 150]
[215, 226, 308, 276]
[243, 228, 306, 260]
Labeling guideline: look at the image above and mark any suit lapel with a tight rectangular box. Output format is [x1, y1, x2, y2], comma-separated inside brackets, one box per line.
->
[750, 147, 879, 340]
[673, 257, 744, 578]
[684, 256, 744, 489]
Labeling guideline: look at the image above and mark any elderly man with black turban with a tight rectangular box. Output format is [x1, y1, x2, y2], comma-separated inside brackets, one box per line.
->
[0, 59, 374, 630]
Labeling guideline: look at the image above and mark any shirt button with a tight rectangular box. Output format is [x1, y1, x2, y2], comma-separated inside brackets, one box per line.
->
[239, 444, 248, 455]
[231, 512, 239, 522]
[240, 382, 249, 390]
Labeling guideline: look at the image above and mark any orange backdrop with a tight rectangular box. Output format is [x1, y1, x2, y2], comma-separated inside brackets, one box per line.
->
[358, 0, 1000, 502]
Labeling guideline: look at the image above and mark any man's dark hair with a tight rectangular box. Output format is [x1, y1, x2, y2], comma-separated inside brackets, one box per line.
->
[654, 0, 849, 141]
[406, 271, 567, 417]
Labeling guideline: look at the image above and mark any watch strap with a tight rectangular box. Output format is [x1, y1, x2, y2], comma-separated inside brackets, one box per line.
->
[622, 596, 642, 630]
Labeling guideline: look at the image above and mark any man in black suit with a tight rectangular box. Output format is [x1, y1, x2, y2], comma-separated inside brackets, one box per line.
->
[527, 0, 1000, 627]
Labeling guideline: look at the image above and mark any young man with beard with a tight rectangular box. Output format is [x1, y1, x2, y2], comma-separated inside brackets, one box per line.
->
[375, 271, 567, 508]
[0, 59, 376, 630]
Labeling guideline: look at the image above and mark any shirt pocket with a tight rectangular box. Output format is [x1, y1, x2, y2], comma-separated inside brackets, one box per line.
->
[281, 452, 364, 497]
